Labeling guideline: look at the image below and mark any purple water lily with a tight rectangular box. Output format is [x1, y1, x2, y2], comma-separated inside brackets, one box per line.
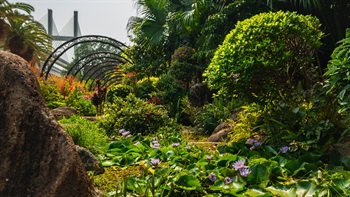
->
[239, 168, 251, 177]
[150, 158, 161, 166]
[208, 172, 216, 182]
[233, 160, 245, 171]
[280, 146, 289, 153]
[206, 155, 213, 161]
[225, 177, 232, 185]
[172, 142, 180, 147]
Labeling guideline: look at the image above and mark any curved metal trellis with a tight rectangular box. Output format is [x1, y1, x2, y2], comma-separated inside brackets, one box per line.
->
[41, 35, 131, 79]
[102, 76, 121, 86]
[90, 70, 122, 90]
[82, 64, 118, 81]
[66, 51, 130, 77]
[89, 73, 123, 91]
[81, 62, 120, 81]
[71, 57, 124, 78]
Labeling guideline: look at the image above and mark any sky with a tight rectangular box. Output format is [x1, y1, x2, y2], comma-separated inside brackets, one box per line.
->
[7, 0, 138, 45]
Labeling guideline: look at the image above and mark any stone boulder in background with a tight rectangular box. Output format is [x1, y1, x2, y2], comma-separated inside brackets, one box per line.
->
[51, 107, 77, 120]
[0, 51, 100, 196]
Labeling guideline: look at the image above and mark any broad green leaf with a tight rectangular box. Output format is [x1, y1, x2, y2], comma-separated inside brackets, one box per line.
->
[266, 184, 296, 197]
[294, 181, 322, 197]
[210, 180, 245, 195]
[175, 175, 201, 191]
[247, 163, 273, 187]
[244, 186, 272, 197]
[101, 160, 116, 167]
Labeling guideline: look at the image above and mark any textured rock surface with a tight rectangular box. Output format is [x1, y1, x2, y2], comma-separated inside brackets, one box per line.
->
[51, 107, 77, 120]
[0, 51, 100, 196]
[75, 145, 105, 175]
[208, 122, 234, 142]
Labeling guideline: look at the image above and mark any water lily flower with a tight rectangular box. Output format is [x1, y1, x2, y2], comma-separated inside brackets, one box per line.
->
[247, 139, 254, 145]
[280, 146, 289, 153]
[152, 143, 161, 149]
[239, 168, 251, 177]
[208, 172, 216, 182]
[150, 158, 161, 166]
[233, 160, 245, 170]
[206, 155, 213, 161]
[254, 141, 261, 147]
[119, 129, 126, 134]
[172, 142, 180, 147]
[225, 177, 232, 185]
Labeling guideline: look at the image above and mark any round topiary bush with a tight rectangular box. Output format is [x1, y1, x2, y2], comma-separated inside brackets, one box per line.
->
[204, 11, 323, 104]
[107, 84, 133, 103]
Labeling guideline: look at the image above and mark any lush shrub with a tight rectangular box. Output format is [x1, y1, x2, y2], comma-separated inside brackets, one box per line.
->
[324, 29, 350, 118]
[39, 80, 66, 109]
[135, 77, 158, 99]
[59, 115, 108, 155]
[155, 74, 185, 118]
[204, 11, 323, 104]
[169, 46, 199, 87]
[194, 99, 231, 134]
[107, 84, 133, 103]
[99, 94, 177, 136]
[66, 87, 96, 116]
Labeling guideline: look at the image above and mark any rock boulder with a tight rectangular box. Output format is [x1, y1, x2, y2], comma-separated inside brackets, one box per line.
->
[51, 107, 77, 120]
[0, 51, 100, 196]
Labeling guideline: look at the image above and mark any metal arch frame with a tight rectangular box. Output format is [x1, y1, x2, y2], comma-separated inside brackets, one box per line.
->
[84, 65, 120, 83]
[89, 69, 121, 90]
[41, 35, 131, 79]
[102, 75, 123, 88]
[81, 62, 120, 81]
[89, 72, 122, 91]
[65, 51, 131, 76]
[71, 57, 124, 77]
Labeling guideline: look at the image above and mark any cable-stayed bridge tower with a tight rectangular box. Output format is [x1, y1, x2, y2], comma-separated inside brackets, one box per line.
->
[38, 9, 82, 75]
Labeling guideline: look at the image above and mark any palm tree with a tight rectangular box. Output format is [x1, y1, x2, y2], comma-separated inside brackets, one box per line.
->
[0, 0, 52, 62]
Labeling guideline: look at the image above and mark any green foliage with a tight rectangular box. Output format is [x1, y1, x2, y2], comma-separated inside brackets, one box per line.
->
[204, 11, 323, 104]
[169, 46, 200, 87]
[106, 84, 133, 103]
[155, 74, 185, 118]
[96, 131, 350, 196]
[59, 115, 108, 155]
[324, 29, 350, 118]
[66, 87, 96, 116]
[99, 94, 177, 136]
[39, 81, 65, 109]
[135, 77, 158, 99]
[194, 99, 231, 134]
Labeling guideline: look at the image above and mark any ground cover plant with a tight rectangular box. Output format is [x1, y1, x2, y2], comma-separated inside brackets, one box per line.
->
[92, 128, 350, 196]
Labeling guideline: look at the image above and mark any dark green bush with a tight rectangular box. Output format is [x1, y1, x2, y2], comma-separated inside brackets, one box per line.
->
[204, 11, 323, 104]
[155, 74, 185, 118]
[169, 46, 199, 87]
[99, 94, 177, 136]
[107, 84, 134, 102]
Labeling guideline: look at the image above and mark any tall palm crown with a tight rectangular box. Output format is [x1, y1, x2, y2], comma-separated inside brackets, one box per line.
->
[0, 0, 52, 62]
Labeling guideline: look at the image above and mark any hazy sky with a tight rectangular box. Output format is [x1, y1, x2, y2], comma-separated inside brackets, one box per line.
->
[8, 0, 138, 45]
